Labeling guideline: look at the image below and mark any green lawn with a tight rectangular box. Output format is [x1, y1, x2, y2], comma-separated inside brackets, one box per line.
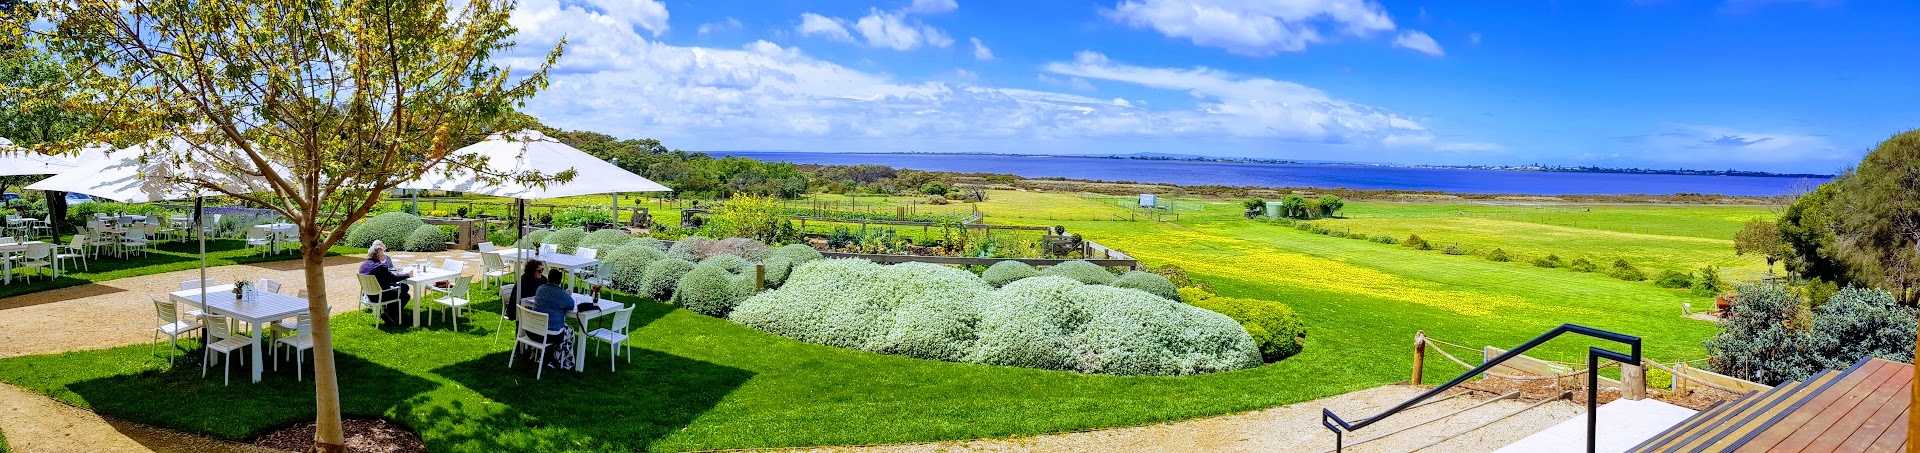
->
[0, 238, 358, 300]
[1315, 202, 1773, 276]
[0, 191, 1751, 451]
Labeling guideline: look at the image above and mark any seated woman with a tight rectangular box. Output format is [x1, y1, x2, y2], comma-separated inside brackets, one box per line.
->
[528, 268, 577, 370]
[357, 247, 412, 326]
[506, 259, 546, 321]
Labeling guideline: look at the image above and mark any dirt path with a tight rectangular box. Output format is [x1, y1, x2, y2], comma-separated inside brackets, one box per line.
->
[0, 250, 482, 453]
[784, 385, 1584, 453]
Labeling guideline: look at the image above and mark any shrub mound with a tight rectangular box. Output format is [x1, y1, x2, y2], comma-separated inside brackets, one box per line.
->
[982, 261, 1040, 287]
[541, 227, 587, 254]
[639, 258, 697, 301]
[601, 245, 666, 294]
[1654, 270, 1693, 289]
[730, 261, 1263, 376]
[1608, 260, 1647, 281]
[1110, 271, 1179, 301]
[626, 237, 669, 251]
[715, 237, 773, 262]
[674, 260, 754, 317]
[402, 225, 449, 252]
[1569, 258, 1597, 272]
[1187, 297, 1306, 362]
[760, 256, 794, 288]
[669, 236, 719, 261]
[1178, 287, 1215, 303]
[517, 229, 551, 249]
[1041, 260, 1117, 284]
[346, 212, 425, 248]
[700, 254, 751, 273]
[768, 244, 823, 264]
[577, 229, 633, 252]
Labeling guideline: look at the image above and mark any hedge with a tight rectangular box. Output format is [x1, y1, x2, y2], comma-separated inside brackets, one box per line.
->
[982, 261, 1040, 287]
[601, 245, 666, 294]
[1040, 260, 1117, 285]
[1187, 297, 1307, 362]
[345, 212, 425, 248]
[577, 229, 634, 252]
[402, 224, 449, 252]
[541, 227, 587, 254]
[1110, 271, 1179, 301]
[639, 258, 697, 301]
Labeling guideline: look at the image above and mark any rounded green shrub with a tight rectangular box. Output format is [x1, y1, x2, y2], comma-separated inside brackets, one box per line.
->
[1188, 296, 1307, 362]
[700, 254, 750, 273]
[1441, 243, 1468, 255]
[345, 212, 424, 248]
[1179, 286, 1215, 303]
[768, 243, 823, 264]
[517, 229, 552, 249]
[626, 236, 669, 251]
[402, 224, 449, 252]
[1370, 235, 1399, 244]
[1485, 248, 1512, 262]
[1608, 260, 1647, 281]
[577, 229, 633, 252]
[669, 236, 717, 261]
[541, 227, 587, 254]
[1110, 271, 1179, 301]
[1041, 260, 1116, 285]
[639, 258, 697, 301]
[675, 262, 749, 317]
[1402, 234, 1428, 249]
[1569, 258, 1598, 272]
[760, 256, 794, 288]
[601, 245, 666, 294]
[1533, 254, 1564, 268]
[715, 237, 772, 261]
[1654, 270, 1693, 289]
[982, 260, 1040, 287]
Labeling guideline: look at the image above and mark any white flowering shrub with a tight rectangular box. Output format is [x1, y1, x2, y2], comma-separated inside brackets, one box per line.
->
[541, 227, 587, 254]
[700, 254, 750, 273]
[626, 237, 668, 251]
[517, 229, 551, 249]
[601, 245, 666, 294]
[1110, 271, 1179, 301]
[982, 261, 1040, 287]
[345, 212, 424, 248]
[769, 244, 823, 264]
[1041, 260, 1117, 284]
[675, 262, 751, 317]
[402, 225, 450, 252]
[639, 258, 696, 301]
[669, 236, 718, 261]
[715, 237, 772, 261]
[760, 256, 794, 288]
[730, 261, 1263, 376]
[578, 229, 633, 252]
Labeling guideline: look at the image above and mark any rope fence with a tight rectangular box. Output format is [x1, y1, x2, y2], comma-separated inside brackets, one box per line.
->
[1418, 332, 1755, 393]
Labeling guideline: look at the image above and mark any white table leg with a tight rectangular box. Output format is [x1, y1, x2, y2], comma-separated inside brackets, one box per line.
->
[251, 321, 266, 382]
[574, 315, 588, 372]
[3, 252, 12, 284]
[411, 282, 425, 327]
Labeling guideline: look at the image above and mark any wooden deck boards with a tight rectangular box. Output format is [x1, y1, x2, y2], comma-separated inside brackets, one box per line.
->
[1629, 358, 1912, 453]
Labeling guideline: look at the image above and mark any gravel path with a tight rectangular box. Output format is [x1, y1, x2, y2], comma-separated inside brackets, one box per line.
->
[0, 250, 481, 453]
[784, 386, 1584, 453]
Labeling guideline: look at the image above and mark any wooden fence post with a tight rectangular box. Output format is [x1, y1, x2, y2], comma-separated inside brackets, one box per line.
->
[1622, 361, 1647, 400]
[1412, 330, 1427, 386]
[755, 264, 766, 292]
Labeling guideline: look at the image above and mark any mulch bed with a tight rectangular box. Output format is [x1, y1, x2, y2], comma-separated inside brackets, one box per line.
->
[253, 419, 425, 453]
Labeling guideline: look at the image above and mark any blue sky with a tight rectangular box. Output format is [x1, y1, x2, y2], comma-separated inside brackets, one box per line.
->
[502, 0, 1919, 173]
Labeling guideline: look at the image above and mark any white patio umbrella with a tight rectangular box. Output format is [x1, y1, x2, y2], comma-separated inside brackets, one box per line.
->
[401, 129, 670, 278]
[0, 140, 110, 238]
[28, 138, 273, 306]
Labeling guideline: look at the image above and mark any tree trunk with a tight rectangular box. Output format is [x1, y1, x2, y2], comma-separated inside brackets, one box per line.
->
[44, 191, 67, 238]
[301, 226, 347, 453]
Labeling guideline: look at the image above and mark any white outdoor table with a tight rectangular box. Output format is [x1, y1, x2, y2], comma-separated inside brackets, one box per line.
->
[510, 294, 625, 373]
[170, 284, 310, 383]
[0, 241, 51, 284]
[488, 248, 601, 292]
[400, 265, 462, 327]
[259, 223, 297, 253]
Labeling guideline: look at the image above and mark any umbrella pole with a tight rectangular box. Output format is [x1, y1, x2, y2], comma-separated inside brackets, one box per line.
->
[197, 196, 207, 324]
[612, 193, 619, 228]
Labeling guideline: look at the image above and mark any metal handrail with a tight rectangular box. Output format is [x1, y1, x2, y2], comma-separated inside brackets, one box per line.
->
[1321, 324, 1641, 453]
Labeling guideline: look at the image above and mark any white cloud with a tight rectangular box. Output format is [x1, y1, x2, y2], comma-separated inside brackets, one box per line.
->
[970, 37, 995, 60]
[951, 68, 979, 82]
[798, 13, 855, 42]
[1392, 30, 1443, 57]
[906, 0, 959, 15]
[852, 8, 953, 50]
[501, 1, 1440, 158]
[1614, 124, 1844, 165]
[1037, 73, 1096, 91]
[1468, 32, 1482, 45]
[591, 0, 669, 37]
[1102, 0, 1396, 56]
[1435, 142, 1502, 153]
[698, 17, 742, 36]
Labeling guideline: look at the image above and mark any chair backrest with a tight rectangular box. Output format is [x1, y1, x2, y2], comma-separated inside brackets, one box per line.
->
[180, 279, 214, 290]
[67, 235, 86, 249]
[609, 306, 635, 332]
[0, 237, 12, 245]
[125, 228, 146, 240]
[4, 214, 17, 222]
[449, 275, 471, 297]
[357, 274, 385, 296]
[259, 279, 282, 294]
[297, 289, 310, 299]
[482, 252, 505, 270]
[151, 295, 178, 325]
[539, 243, 557, 255]
[205, 315, 233, 339]
[478, 242, 496, 253]
[441, 259, 465, 273]
[246, 227, 270, 239]
[86, 220, 103, 230]
[499, 284, 517, 306]
[23, 243, 51, 259]
[292, 314, 314, 338]
[575, 247, 598, 260]
[517, 305, 551, 337]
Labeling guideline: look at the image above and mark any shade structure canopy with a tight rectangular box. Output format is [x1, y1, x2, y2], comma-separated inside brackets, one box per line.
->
[401, 129, 670, 199]
[0, 138, 109, 177]
[26, 138, 270, 203]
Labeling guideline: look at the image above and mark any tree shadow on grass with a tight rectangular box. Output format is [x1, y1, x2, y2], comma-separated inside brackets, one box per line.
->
[423, 345, 753, 451]
[64, 352, 437, 441]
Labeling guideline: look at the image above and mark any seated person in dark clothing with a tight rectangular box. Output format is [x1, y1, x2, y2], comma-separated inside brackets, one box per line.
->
[528, 268, 578, 369]
[506, 259, 546, 321]
[358, 247, 413, 325]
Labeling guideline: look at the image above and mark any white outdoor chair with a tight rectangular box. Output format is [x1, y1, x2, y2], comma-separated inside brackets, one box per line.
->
[201, 316, 252, 386]
[494, 284, 517, 342]
[179, 279, 216, 290]
[586, 306, 637, 372]
[151, 295, 202, 364]
[477, 242, 496, 253]
[428, 275, 474, 331]
[245, 228, 273, 255]
[507, 305, 553, 380]
[439, 259, 466, 274]
[480, 252, 512, 286]
[582, 261, 615, 288]
[274, 314, 315, 381]
[573, 247, 598, 260]
[258, 278, 283, 294]
[120, 228, 150, 257]
[14, 243, 52, 282]
[54, 235, 88, 273]
[357, 274, 403, 327]
[539, 243, 557, 255]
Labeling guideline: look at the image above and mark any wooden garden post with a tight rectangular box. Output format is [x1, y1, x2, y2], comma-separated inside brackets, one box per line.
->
[1412, 330, 1427, 386]
[1622, 361, 1647, 400]
[755, 264, 766, 292]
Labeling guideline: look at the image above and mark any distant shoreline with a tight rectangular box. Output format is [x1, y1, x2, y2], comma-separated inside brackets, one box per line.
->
[721, 150, 1834, 179]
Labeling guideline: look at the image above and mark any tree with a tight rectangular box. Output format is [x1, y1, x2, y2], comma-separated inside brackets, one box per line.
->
[1279, 194, 1307, 219]
[1779, 182, 1846, 281]
[1317, 195, 1344, 218]
[0, 1, 91, 234]
[1828, 129, 1920, 304]
[1242, 198, 1265, 217]
[1734, 218, 1786, 275]
[1707, 283, 1916, 385]
[8, 0, 564, 450]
